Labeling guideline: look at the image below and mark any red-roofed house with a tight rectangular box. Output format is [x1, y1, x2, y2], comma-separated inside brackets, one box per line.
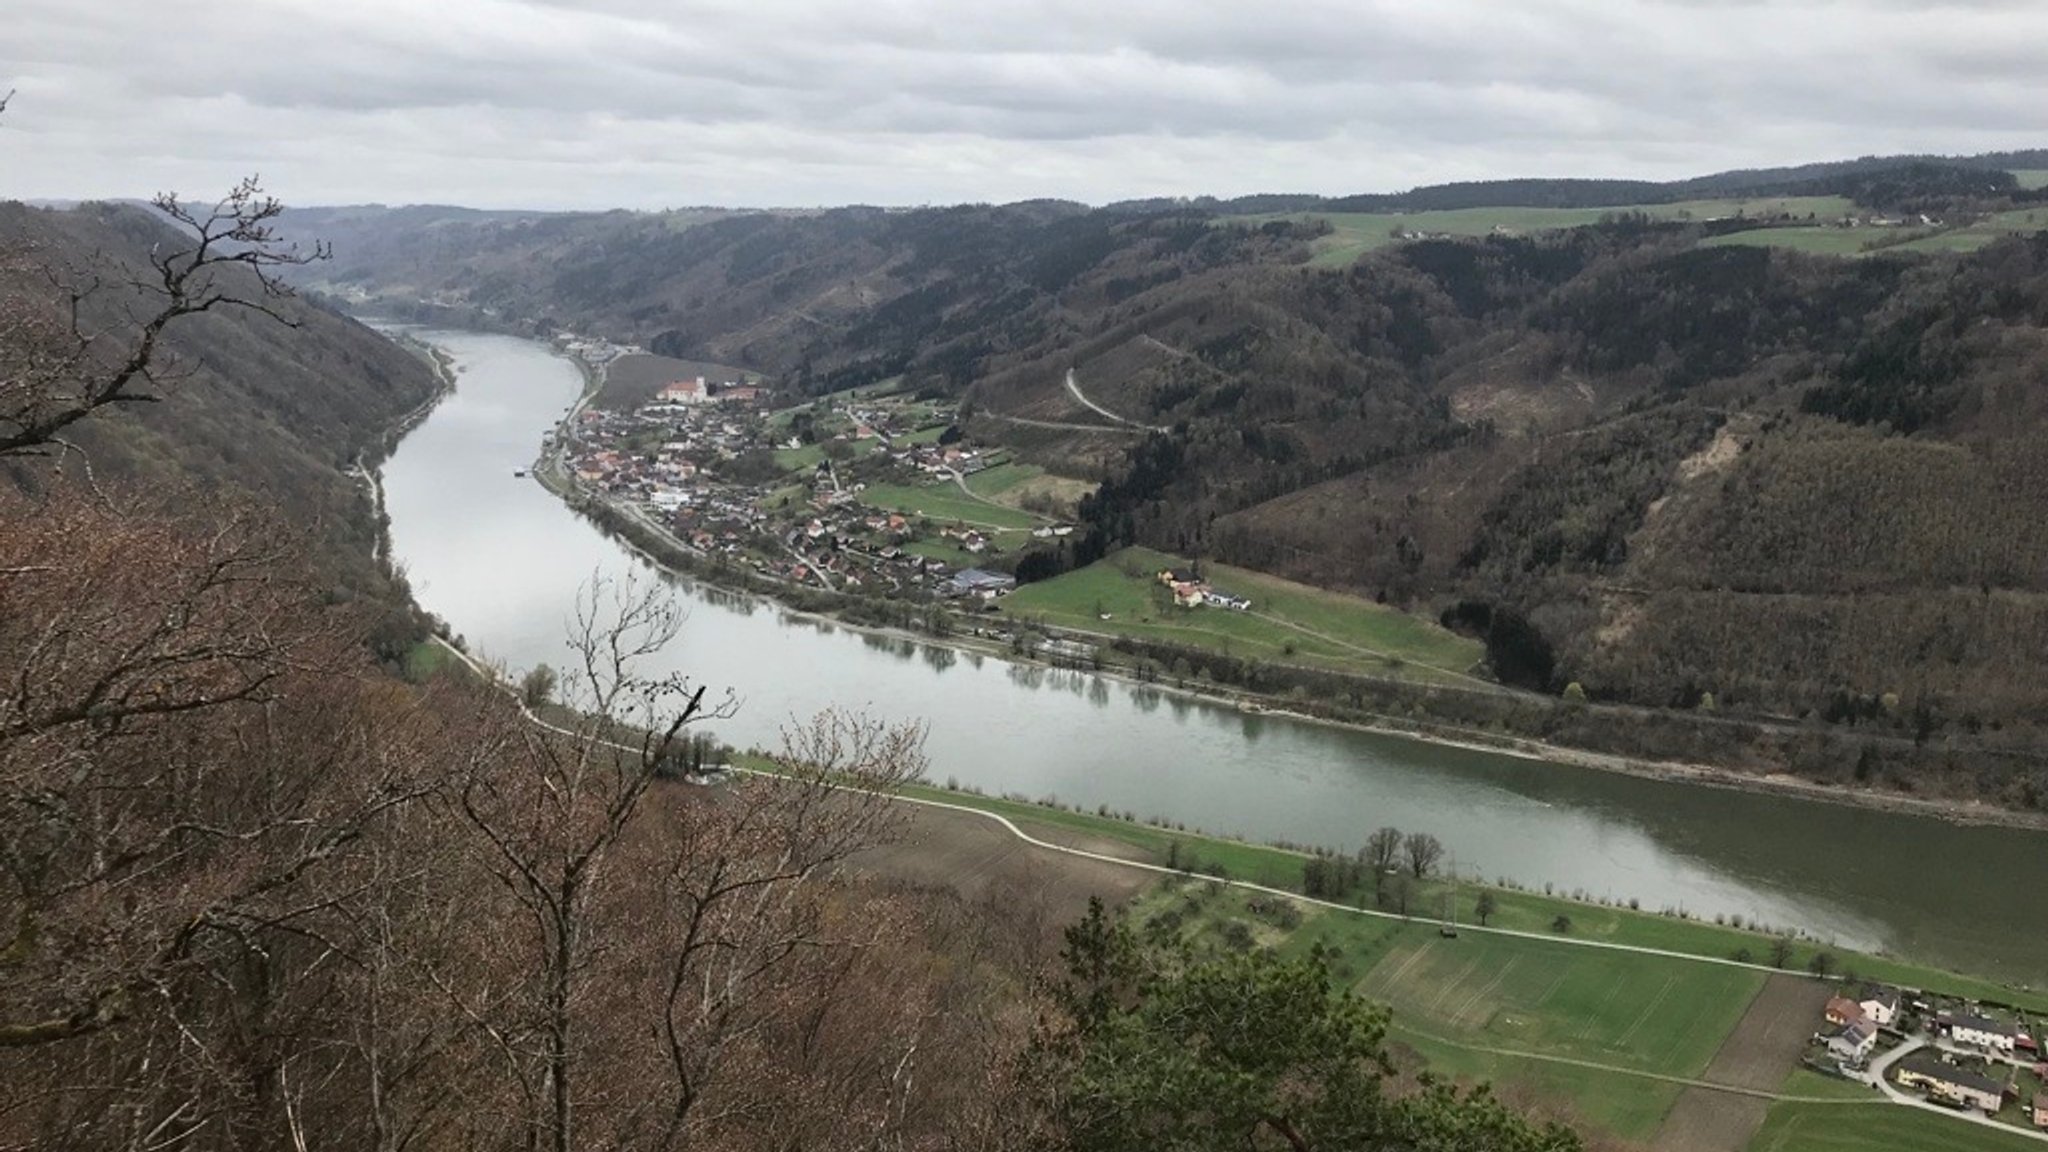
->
[660, 377, 709, 404]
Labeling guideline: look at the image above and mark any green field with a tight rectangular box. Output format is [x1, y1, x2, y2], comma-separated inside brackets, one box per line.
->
[772, 442, 827, 471]
[1709, 208, 2048, 258]
[2012, 170, 2048, 191]
[1704, 226, 1895, 256]
[1750, 1101, 2043, 1152]
[962, 461, 1042, 498]
[1238, 197, 1856, 266]
[1130, 881, 1757, 1140]
[1002, 546, 1485, 684]
[1360, 929, 1760, 1076]
[858, 480, 1042, 531]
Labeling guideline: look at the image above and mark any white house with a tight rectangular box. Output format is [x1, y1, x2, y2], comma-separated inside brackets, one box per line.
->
[1827, 1019, 1878, 1064]
[1949, 1014, 2018, 1056]
[1857, 985, 1901, 1028]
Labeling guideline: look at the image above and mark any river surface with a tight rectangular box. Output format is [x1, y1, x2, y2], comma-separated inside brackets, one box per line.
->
[380, 328, 2048, 985]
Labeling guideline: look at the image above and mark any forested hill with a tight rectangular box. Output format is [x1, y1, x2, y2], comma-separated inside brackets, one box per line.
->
[0, 200, 444, 657]
[274, 161, 2048, 803]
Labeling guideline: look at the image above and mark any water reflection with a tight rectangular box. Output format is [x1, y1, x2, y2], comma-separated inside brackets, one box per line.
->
[375, 328, 2048, 985]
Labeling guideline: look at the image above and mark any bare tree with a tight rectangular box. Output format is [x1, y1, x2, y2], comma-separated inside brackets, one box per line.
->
[0, 488, 482, 1145]
[0, 177, 327, 458]
[1403, 831, 1444, 880]
[1363, 825, 1402, 902]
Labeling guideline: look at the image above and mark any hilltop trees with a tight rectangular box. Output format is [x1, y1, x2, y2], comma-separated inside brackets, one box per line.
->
[0, 175, 1000, 1151]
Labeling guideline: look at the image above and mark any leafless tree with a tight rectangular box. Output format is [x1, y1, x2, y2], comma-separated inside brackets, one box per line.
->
[1363, 825, 1402, 901]
[440, 573, 932, 1151]
[1403, 831, 1444, 880]
[0, 177, 327, 458]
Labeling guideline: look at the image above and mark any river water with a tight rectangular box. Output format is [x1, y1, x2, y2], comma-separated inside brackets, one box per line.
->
[379, 328, 2048, 986]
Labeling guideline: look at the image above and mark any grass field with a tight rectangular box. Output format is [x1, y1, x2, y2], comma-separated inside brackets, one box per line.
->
[1704, 227, 1892, 256]
[858, 481, 1042, 531]
[1709, 207, 2048, 258]
[2013, 170, 2048, 191]
[963, 462, 1041, 497]
[772, 442, 827, 471]
[1359, 929, 1761, 1076]
[1749, 1101, 2043, 1152]
[1237, 197, 1856, 266]
[1129, 881, 1760, 1140]
[1002, 546, 1485, 684]
[965, 461, 1097, 516]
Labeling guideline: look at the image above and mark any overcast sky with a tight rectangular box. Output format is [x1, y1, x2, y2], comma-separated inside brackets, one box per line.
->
[4, 0, 2045, 210]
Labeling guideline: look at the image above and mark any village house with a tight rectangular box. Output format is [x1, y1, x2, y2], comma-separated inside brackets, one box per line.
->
[1948, 1013, 2020, 1057]
[2035, 1089, 2048, 1129]
[1825, 997, 1867, 1028]
[1857, 985, 1902, 1028]
[1825, 1018, 1878, 1064]
[1894, 1054, 2006, 1114]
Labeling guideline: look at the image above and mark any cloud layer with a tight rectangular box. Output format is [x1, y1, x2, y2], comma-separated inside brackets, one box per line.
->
[5, 0, 2046, 208]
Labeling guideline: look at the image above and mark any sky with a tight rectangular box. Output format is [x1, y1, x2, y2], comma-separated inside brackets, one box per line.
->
[4, 0, 2046, 211]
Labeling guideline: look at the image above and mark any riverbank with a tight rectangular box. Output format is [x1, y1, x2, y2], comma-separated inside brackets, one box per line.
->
[515, 371, 2048, 833]
[364, 327, 2048, 986]
[416, 619, 2048, 1015]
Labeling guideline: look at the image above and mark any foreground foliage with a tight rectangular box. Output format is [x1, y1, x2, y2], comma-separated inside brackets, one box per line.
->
[1039, 900, 1582, 1152]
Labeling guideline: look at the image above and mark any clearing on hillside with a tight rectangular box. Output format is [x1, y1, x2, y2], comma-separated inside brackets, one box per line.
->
[850, 805, 1148, 945]
[1002, 545, 1485, 685]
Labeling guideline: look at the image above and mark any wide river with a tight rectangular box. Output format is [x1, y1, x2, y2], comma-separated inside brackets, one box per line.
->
[380, 329, 2048, 986]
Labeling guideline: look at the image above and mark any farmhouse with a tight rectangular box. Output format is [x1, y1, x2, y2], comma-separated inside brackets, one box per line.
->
[1857, 985, 1902, 1028]
[1824, 997, 1867, 1027]
[1894, 1054, 2006, 1113]
[1826, 1018, 1878, 1064]
[1947, 1013, 2019, 1056]
[2035, 1093, 2048, 1129]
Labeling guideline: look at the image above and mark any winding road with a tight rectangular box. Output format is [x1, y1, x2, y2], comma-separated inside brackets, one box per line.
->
[1065, 368, 1168, 433]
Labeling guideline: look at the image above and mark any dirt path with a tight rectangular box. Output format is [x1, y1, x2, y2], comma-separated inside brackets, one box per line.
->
[852, 805, 1150, 929]
[1653, 974, 1836, 1152]
[1065, 368, 1167, 432]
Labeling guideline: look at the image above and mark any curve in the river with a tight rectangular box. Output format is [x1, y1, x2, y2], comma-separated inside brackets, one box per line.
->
[375, 327, 2048, 985]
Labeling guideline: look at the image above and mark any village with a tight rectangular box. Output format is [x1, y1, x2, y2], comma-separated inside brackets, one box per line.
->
[547, 353, 1077, 604]
[1812, 979, 2048, 1133]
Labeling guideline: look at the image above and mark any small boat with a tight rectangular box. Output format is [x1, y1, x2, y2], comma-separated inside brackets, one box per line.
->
[513, 468, 528, 478]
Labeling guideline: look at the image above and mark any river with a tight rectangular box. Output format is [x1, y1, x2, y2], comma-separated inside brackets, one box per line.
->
[378, 328, 2048, 986]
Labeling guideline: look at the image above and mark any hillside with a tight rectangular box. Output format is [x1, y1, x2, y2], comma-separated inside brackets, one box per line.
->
[268, 159, 2048, 806]
[0, 200, 445, 658]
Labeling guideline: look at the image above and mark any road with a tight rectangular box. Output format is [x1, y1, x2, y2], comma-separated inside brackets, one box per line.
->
[1860, 1036, 2048, 1143]
[1065, 368, 1167, 433]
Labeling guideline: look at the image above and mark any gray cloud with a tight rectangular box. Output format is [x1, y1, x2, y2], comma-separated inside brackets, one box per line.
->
[3, 0, 2045, 209]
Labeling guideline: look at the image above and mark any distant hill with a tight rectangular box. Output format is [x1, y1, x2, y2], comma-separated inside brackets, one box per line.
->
[265, 161, 2048, 805]
[1, 200, 446, 658]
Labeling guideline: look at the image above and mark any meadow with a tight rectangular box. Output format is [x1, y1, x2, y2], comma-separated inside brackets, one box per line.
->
[1748, 1102, 2044, 1152]
[1235, 196, 1857, 266]
[1001, 545, 1486, 685]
